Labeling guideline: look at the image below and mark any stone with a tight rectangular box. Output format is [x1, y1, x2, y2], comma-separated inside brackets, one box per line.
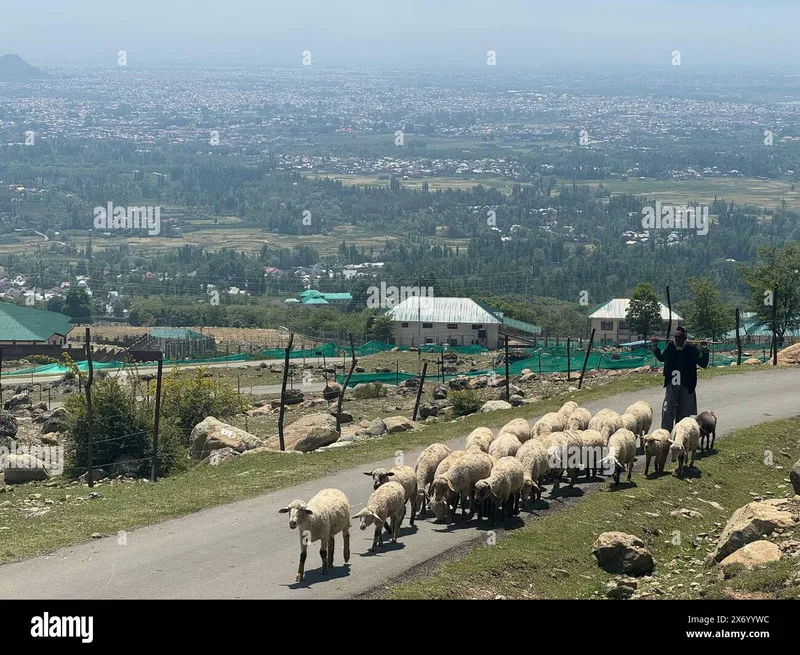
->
[591, 532, 656, 576]
[509, 394, 525, 406]
[330, 409, 354, 424]
[719, 540, 782, 571]
[322, 383, 342, 402]
[418, 403, 440, 419]
[366, 419, 387, 436]
[201, 447, 242, 466]
[448, 376, 469, 391]
[500, 384, 523, 400]
[382, 416, 414, 433]
[713, 498, 800, 562]
[263, 413, 340, 452]
[2, 453, 50, 484]
[40, 432, 60, 445]
[790, 460, 800, 496]
[40, 407, 69, 434]
[0, 412, 18, 442]
[3, 392, 31, 411]
[189, 417, 264, 460]
[481, 400, 513, 413]
[432, 384, 448, 400]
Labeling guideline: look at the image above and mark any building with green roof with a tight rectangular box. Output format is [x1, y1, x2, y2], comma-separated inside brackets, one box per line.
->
[0, 301, 74, 345]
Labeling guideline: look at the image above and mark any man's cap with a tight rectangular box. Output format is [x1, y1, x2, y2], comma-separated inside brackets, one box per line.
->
[673, 326, 687, 337]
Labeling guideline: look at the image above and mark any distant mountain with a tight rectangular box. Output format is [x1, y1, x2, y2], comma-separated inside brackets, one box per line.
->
[0, 54, 49, 82]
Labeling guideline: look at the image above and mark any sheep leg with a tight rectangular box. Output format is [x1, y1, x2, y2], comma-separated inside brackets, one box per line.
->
[627, 459, 633, 482]
[297, 538, 308, 582]
[327, 536, 335, 568]
[468, 490, 478, 521]
[689, 447, 697, 468]
[410, 497, 416, 526]
[371, 525, 381, 552]
[319, 545, 328, 575]
[343, 528, 350, 563]
[513, 491, 520, 515]
[710, 432, 715, 450]
[391, 511, 401, 543]
[645, 453, 651, 476]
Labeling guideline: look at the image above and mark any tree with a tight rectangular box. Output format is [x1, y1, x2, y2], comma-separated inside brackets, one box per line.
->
[679, 277, 733, 341]
[371, 314, 394, 342]
[626, 283, 663, 339]
[739, 244, 800, 345]
[62, 287, 93, 321]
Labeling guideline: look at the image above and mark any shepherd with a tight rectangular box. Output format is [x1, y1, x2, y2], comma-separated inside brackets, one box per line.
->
[651, 326, 709, 430]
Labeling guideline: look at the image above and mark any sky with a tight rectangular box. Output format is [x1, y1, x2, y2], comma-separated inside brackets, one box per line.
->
[1, 0, 799, 69]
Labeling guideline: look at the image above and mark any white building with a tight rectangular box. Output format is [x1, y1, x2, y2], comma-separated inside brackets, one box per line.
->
[588, 298, 683, 343]
[386, 297, 502, 349]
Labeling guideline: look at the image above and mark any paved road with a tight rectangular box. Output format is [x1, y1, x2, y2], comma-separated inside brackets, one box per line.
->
[1, 369, 799, 599]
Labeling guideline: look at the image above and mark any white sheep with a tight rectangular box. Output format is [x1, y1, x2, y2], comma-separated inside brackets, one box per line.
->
[466, 426, 494, 453]
[669, 417, 701, 476]
[620, 412, 639, 434]
[567, 407, 592, 431]
[601, 428, 637, 485]
[695, 410, 717, 452]
[498, 417, 532, 443]
[578, 428, 606, 479]
[363, 465, 418, 528]
[532, 412, 566, 439]
[587, 408, 624, 442]
[428, 450, 468, 522]
[413, 443, 451, 516]
[515, 438, 549, 504]
[353, 480, 406, 553]
[474, 456, 524, 526]
[541, 430, 584, 496]
[488, 432, 522, 458]
[624, 400, 653, 438]
[279, 488, 351, 581]
[643, 428, 671, 476]
[557, 400, 579, 422]
[430, 450, 494, 524]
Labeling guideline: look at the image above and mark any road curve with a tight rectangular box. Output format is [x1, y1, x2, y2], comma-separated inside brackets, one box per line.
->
[1, 368, 798, 599]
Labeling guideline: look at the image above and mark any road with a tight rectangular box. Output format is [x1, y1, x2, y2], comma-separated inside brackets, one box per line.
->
[1, 369, 799, 599]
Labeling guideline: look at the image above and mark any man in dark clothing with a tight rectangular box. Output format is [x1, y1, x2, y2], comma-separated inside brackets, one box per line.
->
[650, 326, 709, 430]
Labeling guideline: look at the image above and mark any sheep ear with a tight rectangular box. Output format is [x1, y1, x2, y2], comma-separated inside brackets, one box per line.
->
[303, 508, 313, 515]
[278, 507, 290, 513]
[446, 479, 457, 492]
[386, 471, 395, 476]
[363, 472, 373, 476]
[372, 512, 382, 522]
[352, 509, 365, 518]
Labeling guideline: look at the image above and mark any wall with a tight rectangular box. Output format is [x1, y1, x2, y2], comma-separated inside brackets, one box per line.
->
[392, 321, 499, 349]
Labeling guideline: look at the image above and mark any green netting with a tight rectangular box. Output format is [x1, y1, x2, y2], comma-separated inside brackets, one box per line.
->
[260, 342, 340, 359]
[352, 340, 399, 356]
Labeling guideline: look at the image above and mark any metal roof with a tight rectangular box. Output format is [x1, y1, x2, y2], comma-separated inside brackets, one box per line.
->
[501, 316, 542, 335]
[589, 298, 682, 321]
[302, 297, 329, 304]
[320, 293, 352, 301]
[0, 301, 74, 342]
[387, 297, 502, 324]
[723, 321, 800, 338]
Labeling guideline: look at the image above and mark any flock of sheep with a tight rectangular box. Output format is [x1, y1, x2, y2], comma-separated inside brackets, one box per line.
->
[278, 400, 718, 582]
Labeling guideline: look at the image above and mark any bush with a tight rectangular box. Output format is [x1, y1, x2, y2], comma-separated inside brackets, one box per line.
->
[449, 389, 482, 416]
[353, 382, 388, 399]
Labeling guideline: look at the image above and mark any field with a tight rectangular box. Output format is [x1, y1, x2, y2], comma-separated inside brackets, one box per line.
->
[67, 325, 291, 348]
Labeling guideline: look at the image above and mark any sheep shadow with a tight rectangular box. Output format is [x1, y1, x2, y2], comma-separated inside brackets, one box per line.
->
[675, 466, 703, 479]
[286, 563, 352, 589]
[696, 448, 717, 460]
[521, 498, 551, 512]
[549, 486, 585, 500]
[644, 470, 670, 480]
[357, 539, 407, 556]
[604, 480, 638, 492]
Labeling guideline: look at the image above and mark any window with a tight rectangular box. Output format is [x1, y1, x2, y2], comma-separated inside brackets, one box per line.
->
[600, 321, 613, 331]
[471, 324, 482, 330]
[425, 337, 434, 344]
[447, 323, 458, 330]
[449, 338, 458, 346]
[401, 322, 409, 328]
[422, 322, 433, 328]
[618, 321, 628, 331]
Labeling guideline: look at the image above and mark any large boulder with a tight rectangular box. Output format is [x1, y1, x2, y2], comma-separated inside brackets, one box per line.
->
[713, 498, 800, 562]
[264, 413, 340, 452]
[481, 400, 512, 413]
[366, 419, 387, 436]
[39, 407, 69, 434]
[189, 417, 264, 460]
[382, 416, 414, 433]
[322, 382, 342, 402]
[2, 453, 50, 484]
[432, 384, 448, 400]
[791, 460, 800, 496]
[448, 376, 469, 391]
[0, 412, 18, 444]
[270, 389, 304, 408]
[418, 403, 440, 419]
[720, 540, 782, 571]
[3, 392, 31, 412]
[591, 532, 656, 576]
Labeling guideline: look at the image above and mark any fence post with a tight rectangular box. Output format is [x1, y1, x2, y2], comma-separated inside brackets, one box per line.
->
[578, 328, 595, 389]
[84, 327, 95, 488]
[278, 333, 295, 452]
[504, 336, 510, 400]
[0, 347, 3, 408]
[772, 288, 778, 365]
[150, 357, 163, 482]
[337, 334, 357, 432]
[666, 285, 672, 339]
[566, 336, 571, 381]
[735, 307, 742, 365]
[412, 362, 428, 422]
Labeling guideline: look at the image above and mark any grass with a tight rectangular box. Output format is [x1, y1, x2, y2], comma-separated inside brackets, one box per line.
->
[0, 363, 768, 565]
[387, 414, 800, 600]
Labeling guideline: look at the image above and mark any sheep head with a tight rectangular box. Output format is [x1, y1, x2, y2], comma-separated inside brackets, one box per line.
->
[473, 479, 492, 503]
[669, 440, 684, 462]
[278, 500, 313, 530]
[352, 508, 382, 530]
[521, 479, 538, 501]
[363, 468, 394, 490]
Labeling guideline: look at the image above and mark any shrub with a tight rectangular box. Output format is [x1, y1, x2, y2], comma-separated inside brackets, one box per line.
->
[353, 381, 388, 399]
[449, 389, 482, 416]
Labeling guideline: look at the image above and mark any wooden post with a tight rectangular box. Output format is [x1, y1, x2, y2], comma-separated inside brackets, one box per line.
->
[412, 362, 428, 422]
[0, 347, 3, 407]
[337, 334, 356, 431]
[538, 353, 541, 374]
[440, 349, 445, 383]
[396, 361, 399, 387]
[772, 288, 778, 366]
[85, 327, 94, 488]
[150, 357, 163, 482]
[278, 333, 294, 452]
[666, 285, 672, 339]
[735, 307, 742, 365]
[566, 337, 571, 381]
[504, 336, 510, 400]
[578, 328, 596, 389]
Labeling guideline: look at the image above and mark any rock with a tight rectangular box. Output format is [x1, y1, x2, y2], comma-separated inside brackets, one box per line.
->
[743, 357, 761, 365]
[80, 468, 109, 482]
[713, 498, 800, 562]
[2, 453, 50, 484]
[790, 460, 800, 496]
[189, 417, 264, 460]
[432, 384, 448, 400]
[0, 412, 18, 442]
[468, 375, 489, 389]
[3, 392, 31, 411]
[418, 403, 440, 419]
[591, 532, 656, 575]
[399, 377, 419, 389]
[322, 382, 342, 402]
[40, 432, 60, 445]
[671, 508, 704, 519]
[509, 394, 525, 406]
[500, 384, 523, 400]
[605, 582, 634, 599]
[355, 366, 365, 373]
[448, 376, 470, 390]
[40, 407, 69, 434]
[112, 454, 139, 477]
[247, 405, 274, 416]
[366, 419, 387, 436]
[329, 409, 354, 424]
[519, 372, 537, 382]
[201, 447, 241, 466]
[382, 416, 414, 433]
[720, 540, 782, 570]
[481, 400, 513, 413]
[521, 368, 532, 376]
[264, 413, 340, 452]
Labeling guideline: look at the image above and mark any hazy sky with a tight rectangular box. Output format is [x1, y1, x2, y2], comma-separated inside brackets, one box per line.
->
[2, 0, 799, 69]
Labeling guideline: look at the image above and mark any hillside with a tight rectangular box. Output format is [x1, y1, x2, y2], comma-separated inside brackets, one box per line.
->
[0, 54, 48, 82]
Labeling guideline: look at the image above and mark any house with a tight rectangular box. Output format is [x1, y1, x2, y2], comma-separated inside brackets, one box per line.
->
[385, 297, 502, 348]
[0, 301, 74, 345]
[588, 298, 682, 343]
[295, 289, 352, 305]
